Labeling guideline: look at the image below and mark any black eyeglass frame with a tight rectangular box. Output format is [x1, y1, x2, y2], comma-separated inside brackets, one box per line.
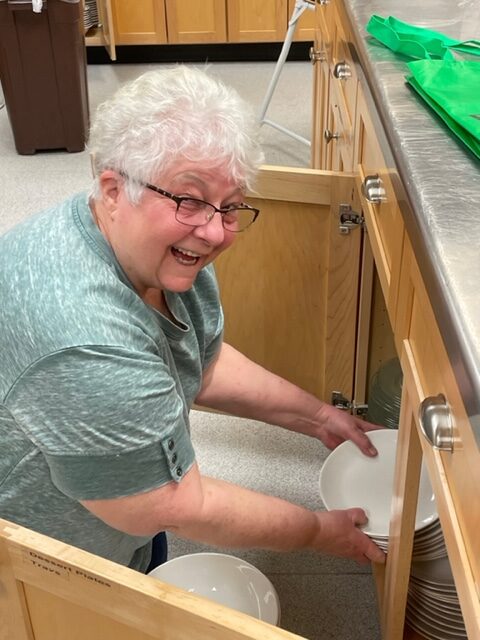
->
[143, 182, 260, 232]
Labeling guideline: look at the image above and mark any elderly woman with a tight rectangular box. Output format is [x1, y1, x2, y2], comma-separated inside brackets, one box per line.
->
[0, 66, 384, 572]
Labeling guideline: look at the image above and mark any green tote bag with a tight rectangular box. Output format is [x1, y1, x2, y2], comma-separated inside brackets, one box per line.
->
[366, 15, 480, 61]
[366, 15, 480, 159]
[406, 60, 480, 159]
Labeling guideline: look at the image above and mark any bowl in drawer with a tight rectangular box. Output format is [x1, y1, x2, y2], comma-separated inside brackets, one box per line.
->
[149, 552, 280, 625]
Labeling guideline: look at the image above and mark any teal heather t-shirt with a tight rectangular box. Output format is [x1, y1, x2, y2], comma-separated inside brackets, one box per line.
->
[0, 193, 223, 571]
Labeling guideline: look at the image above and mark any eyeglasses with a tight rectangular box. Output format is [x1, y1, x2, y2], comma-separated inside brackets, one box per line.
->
[143, 182, 260, 233]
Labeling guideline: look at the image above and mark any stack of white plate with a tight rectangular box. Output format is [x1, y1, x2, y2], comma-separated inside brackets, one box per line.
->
[406, 556, 466, 639]
[411, 518, 446, 561]
[371, 517, 447, 560]
[318, 429, 438, 550]
[366, 358, 403, 430]
[319, 430, 466, 638]
[370, 517, 447, 560]
[83, 0, 99, 32]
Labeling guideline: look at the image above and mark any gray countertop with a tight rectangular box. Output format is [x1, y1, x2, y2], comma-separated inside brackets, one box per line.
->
[342, 0, 480, 440]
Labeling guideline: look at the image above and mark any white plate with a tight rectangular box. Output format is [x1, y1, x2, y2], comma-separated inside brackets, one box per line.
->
[414, 518, 442, 538]
[319, 429, 437, 537]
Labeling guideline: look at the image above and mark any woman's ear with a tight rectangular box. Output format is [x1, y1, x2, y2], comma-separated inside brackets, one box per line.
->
[98, 170, 122, 218]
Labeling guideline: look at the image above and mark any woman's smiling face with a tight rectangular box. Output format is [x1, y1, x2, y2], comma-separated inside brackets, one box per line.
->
[96, 162, 244, 299]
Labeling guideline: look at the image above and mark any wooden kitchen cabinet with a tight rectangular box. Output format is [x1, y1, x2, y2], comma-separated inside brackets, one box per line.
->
[309, 0, 479, 636]
[288, 0, 316, 42]
[111, 0, 167, 45]
[227, 0, 288, 43]
[165, 0, 227, 44]
[85, 0, 316, 52]
[377, 234, 480, 639]
[215, 165, 361, 403]
[395, 237, 480, 594]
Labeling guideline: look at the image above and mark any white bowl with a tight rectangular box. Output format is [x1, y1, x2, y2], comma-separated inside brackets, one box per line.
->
[148, 552, 280, 625]
[319, 429, 437, 537]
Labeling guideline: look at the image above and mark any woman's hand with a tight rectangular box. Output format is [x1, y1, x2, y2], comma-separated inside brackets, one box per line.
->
[314, 402, 385, 456]
[197, 342, 385, 456]
[312, 508, 385, 565]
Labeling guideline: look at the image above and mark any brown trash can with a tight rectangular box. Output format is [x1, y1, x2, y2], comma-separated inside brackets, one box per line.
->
[0, 0, 89, 154]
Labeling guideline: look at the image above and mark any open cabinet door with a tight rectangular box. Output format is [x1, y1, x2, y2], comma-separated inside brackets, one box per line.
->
[96, 0, 116, 60]
[0, 519, 305, 640]
[214, 165, 362, 404]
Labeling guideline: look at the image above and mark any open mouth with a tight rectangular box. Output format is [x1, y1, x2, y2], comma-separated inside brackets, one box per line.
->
[171, 246, 201, 265]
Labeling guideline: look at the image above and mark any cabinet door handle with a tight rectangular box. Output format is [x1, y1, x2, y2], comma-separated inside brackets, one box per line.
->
[333, 61, 352, 80]
[309, 47, 326, 64]
[419, 394, 454, 452]
[324, 129, 340, 143]
[361, 174, 387, 204]
[316, 0, 330, 5]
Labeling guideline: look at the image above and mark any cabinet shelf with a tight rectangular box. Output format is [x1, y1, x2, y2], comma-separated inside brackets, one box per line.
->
[85, 25, 104, 46]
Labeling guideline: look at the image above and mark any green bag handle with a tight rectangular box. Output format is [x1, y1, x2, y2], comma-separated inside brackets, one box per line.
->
[366, 15, 480, 61]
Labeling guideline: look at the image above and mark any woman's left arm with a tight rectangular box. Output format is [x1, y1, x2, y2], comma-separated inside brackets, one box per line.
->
[195, 342, 381, 456]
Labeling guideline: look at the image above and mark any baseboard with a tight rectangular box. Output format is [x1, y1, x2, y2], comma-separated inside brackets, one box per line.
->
[86, 41, 312, 65]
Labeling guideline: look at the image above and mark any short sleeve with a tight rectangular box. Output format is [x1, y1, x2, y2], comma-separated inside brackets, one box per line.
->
[5, 346, 196, 500]
[203, 304, 224, 367]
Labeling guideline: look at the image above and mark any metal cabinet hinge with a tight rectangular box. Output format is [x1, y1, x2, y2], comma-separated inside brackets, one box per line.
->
[332, 391, 368, 416]
[338, 204, 364, 235]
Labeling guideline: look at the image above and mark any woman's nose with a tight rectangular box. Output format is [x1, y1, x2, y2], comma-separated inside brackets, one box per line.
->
[193, 211, 227, 245]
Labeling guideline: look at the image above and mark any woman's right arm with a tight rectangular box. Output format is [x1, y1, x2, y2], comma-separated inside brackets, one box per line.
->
[81, 463, 385, 565]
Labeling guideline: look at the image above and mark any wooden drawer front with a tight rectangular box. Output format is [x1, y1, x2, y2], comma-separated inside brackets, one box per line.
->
[355, 88, 403, 326]
[397, 237, 480, 607]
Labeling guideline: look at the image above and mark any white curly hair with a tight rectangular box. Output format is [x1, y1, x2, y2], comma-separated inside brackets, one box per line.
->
[88, 65, 264, 204]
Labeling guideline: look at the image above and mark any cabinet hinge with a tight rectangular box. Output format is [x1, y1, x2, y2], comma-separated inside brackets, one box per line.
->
[331, 391, 368, 417]
[338, 204, 364, 235]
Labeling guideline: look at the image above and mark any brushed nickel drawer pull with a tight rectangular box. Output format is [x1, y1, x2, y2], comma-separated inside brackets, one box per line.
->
[317, 0, 330, 5]
[333, 61, 352, 80]
[362, 174, 387, 204]
[324, 129, 340, 143]
[419, 394, 454, 452]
